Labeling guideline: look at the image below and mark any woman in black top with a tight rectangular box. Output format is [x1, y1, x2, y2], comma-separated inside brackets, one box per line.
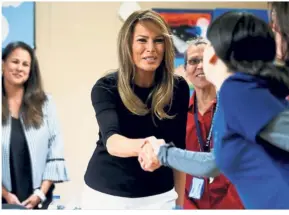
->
[82, 10, 189, 209]
[2, 42, 69, 209]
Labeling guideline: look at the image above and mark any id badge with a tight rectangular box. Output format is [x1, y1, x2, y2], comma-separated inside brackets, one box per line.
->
[188, 177, 205, 200]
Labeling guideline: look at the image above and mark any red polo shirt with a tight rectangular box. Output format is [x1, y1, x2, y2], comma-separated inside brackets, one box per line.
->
[184, 92, 244, 209]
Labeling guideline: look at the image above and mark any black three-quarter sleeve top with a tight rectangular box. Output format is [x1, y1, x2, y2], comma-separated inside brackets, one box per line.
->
[84, 71, 189, 198]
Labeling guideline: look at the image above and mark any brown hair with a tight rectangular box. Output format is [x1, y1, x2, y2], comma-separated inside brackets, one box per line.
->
[2, 41, 47, 128]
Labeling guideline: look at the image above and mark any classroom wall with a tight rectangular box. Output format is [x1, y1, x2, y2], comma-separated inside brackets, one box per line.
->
[35, 1, 268, 204]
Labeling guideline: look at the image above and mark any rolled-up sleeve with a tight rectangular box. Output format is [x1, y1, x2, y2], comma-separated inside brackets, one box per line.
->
[158, 144, 220, 177]
[42, 95, 69, 183]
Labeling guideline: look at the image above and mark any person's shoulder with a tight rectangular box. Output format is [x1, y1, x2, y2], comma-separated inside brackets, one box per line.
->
[45, 93, 52, 102]
[221, 72, 255, 99]
[91, 71, 118, 98]
[222, 72, 249, 89]
[94, 71, 118, 89]
[172, 75, 190, 108]
[42, 93, 57, 114]
[174, 75, 189, 92]
[223, 72, 267, 92]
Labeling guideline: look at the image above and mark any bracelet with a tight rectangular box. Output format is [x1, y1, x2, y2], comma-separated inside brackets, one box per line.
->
[33, 189, 46, 203]
[163, 142, 175, 167]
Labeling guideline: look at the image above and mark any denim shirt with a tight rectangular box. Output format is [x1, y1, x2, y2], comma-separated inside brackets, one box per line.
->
[157, 107, 289, 178]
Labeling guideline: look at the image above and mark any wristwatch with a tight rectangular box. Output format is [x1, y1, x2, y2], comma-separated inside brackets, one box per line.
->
[33, 189, 46, 208]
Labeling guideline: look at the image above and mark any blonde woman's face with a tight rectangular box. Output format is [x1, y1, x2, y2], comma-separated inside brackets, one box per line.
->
[132, 21, 165, 74]
[2, 48, 31, 86]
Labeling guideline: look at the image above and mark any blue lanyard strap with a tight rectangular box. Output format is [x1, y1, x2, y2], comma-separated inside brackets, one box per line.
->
[193, 96, 216, 152]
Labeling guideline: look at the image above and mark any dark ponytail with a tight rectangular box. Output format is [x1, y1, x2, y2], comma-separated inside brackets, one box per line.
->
[207, 11, 289, 90]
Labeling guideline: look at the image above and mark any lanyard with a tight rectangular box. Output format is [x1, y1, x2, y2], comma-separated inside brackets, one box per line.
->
[193, 96, 216, 152]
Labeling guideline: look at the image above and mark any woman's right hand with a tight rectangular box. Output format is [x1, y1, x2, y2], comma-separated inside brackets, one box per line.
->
[145, 136, 166, 155]
[138, 136, 165, 172]
[4, 192, 21, 205]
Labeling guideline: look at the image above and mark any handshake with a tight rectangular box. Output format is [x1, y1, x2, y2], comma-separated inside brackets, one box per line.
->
[138, 136, 166, 172]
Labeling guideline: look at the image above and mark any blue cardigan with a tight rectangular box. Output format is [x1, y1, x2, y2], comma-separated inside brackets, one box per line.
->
[213, 72, 289, 209]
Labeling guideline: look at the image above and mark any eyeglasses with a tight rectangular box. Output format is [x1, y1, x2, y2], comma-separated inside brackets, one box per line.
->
[187, 58, 203, 65]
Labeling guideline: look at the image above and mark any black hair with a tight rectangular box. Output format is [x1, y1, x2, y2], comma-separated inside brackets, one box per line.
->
[207, 11, 289, 91]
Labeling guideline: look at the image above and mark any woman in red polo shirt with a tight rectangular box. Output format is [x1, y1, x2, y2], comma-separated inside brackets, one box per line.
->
[181, 37, 243, 209]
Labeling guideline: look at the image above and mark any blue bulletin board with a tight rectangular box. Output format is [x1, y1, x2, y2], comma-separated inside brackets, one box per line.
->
[2, 2, 35, 49]
[212, 8, 269, 23]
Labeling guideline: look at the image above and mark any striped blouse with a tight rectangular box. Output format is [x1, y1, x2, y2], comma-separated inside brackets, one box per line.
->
[2, 94, 69, 192]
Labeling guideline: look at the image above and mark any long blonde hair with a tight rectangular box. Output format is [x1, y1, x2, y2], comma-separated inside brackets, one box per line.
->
[117, 10, 175, 121]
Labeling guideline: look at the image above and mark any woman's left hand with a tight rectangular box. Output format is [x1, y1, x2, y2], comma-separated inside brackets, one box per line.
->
[21, 194, 41, 209]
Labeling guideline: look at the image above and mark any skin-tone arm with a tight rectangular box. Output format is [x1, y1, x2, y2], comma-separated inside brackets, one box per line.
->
[40, 180, 53, 195]
[21, 180, 54, 209]
[139, 137, 220, 178]
[92, 83, 162, 161]
[173, 169, 186, 206]
[2, 185, 21, 205]
[107, 134, 147, 157]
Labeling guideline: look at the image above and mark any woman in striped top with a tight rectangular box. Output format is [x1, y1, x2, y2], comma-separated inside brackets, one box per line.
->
[1, 41, 69, 209]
